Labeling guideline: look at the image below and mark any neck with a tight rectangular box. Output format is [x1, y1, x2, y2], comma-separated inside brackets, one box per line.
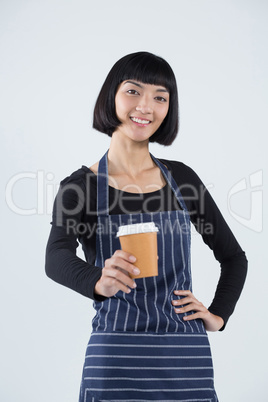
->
[108, 133, 154, 177]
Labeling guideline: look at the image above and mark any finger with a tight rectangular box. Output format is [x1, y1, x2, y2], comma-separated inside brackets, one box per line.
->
[107, 256, 140, 276]
[113, 267, 137, 288]
[105, 277, 133, 294]
[174, 289, 192, 296]
[172, 296, 198, 306]
[113, 259, 140, 277]
[174, 302, 206, 314]
[105, 266, 136, 288]
[113, 249, 137, 263]
[183, 312, 205, 321]
[104, 267, 137, 289]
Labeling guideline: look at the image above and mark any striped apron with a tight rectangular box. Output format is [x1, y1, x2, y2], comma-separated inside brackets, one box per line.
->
[79, 150, 218, 402]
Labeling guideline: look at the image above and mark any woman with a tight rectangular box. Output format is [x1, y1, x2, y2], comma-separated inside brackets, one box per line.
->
[45, 51, 248, 401]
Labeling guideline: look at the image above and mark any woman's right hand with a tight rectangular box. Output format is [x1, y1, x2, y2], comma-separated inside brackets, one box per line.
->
[94, 250, 140, 298]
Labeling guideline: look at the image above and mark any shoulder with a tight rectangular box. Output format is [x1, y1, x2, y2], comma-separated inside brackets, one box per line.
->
[60, 166, 97, 191]
[157, 158, 203, 187]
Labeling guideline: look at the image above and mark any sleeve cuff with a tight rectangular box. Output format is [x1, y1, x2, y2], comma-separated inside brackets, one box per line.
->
[208, 306, 229, 331]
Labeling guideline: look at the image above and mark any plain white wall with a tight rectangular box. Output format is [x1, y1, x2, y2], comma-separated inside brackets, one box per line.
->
[1, 0, 267, 400]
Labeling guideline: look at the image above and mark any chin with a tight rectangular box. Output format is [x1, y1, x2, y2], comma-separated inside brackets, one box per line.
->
[130, 130, 156, 142]
[130, 134, 152, 143]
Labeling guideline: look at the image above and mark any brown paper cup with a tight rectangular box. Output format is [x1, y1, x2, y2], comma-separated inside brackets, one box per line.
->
[117, 223, 158, 279]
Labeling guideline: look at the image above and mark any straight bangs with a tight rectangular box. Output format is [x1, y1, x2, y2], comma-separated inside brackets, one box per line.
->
[115, 53, 175, 93]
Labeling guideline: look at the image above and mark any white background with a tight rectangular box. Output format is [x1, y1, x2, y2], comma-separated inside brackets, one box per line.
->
[1, 1, 267, 401]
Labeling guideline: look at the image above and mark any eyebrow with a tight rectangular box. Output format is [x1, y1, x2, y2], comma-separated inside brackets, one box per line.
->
[123, 80, 169, 93]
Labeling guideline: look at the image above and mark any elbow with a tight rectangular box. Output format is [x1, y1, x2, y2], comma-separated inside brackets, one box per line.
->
[45, 261, 52, 280]
[45, 246, 55, 280]
[45, 259, 52, 279]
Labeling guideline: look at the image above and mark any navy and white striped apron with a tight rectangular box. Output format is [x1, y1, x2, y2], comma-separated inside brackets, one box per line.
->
[80, 150, 218, 401]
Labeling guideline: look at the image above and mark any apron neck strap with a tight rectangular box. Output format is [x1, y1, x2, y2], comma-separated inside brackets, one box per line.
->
[149, 153, 188, 212]
[97, 150, 109, 216]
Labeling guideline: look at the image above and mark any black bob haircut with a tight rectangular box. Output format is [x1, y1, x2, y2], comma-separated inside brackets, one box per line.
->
[93, 52, 179, 146]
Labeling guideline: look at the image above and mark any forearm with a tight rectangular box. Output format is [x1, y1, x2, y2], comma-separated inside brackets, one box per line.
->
[45, 247, 103, 300]
[208, 252, 248, 330]
[45, 224, 104, 300]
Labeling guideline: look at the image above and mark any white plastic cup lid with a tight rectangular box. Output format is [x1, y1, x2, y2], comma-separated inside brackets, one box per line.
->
[116, 222, 159, 237]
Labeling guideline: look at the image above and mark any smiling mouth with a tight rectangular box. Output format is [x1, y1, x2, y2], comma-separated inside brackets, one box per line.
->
[130, 117, 151, 125]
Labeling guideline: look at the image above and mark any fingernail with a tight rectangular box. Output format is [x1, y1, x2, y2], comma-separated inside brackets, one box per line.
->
[133, 282, 137, 288]
[175, 308, 181, 313]
[129, 255, 136, 262]
[133, 268, 140, 275]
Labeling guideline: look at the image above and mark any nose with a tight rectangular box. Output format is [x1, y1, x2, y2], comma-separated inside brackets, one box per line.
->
[136, 106, 152, 114]
[135, 98, 153, 114]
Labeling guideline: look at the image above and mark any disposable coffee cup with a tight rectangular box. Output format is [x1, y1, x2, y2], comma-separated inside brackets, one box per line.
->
[116, 222, 159, 279]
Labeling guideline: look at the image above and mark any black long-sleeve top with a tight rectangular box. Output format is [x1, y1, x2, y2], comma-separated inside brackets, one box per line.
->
[45, 158, 248, 330]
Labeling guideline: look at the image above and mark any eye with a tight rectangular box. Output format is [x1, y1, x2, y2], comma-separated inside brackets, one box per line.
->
[155, 96, 167, 102]
[127, 89, 139, 95]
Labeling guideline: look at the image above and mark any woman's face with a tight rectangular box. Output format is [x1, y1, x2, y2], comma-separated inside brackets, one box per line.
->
[114, 80, 170, 143]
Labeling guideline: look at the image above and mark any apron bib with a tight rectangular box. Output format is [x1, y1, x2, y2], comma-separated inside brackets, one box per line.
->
[80, 150, 218, 401]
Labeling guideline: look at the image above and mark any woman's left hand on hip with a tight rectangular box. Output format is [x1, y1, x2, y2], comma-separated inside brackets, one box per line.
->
[172, 289, 224, 332]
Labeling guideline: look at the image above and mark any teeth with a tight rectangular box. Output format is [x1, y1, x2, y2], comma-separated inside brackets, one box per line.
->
[131, 117, 150, 124]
